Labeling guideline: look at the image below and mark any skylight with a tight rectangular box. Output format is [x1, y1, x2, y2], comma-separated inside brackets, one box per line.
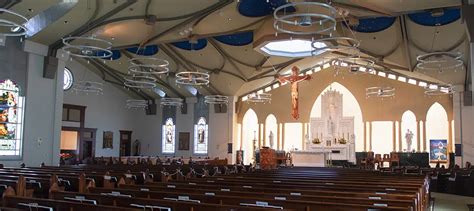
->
[260, 39, 327, 58]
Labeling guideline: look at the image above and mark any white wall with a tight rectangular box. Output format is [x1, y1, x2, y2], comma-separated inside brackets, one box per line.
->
[3, 41, 63, 167]
[63, 60, 141, 157]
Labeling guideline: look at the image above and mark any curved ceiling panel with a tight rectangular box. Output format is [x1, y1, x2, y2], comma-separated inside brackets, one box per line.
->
[349, 17, 396, 33]
[214, 31, 253, 46]
[408, 8, 460, 26]
[126, 45, 159, 56]
[238, 0, 294, 17]
[172, 39, 208, 50]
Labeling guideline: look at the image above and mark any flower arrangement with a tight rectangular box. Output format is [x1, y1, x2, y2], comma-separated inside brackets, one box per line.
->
[312, 138, 321, 144]
[60, 153, 74, 159]
[338, 138, 347, 144]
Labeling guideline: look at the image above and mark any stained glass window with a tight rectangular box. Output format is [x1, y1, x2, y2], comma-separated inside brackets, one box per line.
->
[0, 80, 24, 159]
[194, 117, 208, 154]
[63, 68, 73, 90]
[162, 118, 175, 153]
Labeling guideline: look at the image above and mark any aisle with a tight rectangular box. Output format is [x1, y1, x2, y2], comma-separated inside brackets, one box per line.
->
[432, 192, 474, 211]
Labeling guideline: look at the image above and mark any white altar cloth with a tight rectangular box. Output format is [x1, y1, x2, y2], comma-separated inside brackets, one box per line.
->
[291, 151, 328, 167]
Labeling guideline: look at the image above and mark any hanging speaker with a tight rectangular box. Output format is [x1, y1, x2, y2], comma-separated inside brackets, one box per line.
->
[227, 143, 232, 153]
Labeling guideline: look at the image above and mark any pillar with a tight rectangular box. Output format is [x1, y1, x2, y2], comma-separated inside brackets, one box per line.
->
[302, 123, 306, 150]
[448, 120, 453, 153]
[277, 123, 281, 150]
[416, 120, 421, 152]
[281, 123, 285, 151]
[262, 123, 266, 147]
[369, 121, 373, 151]
[363, 122, 367, 152]
[392, 121, 396, 152]
[398, 121, 402, 152]
[422, 121, 427, 152]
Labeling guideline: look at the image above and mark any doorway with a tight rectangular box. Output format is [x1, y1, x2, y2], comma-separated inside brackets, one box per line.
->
[120, 130, 132, 156]
[60, 127, 97, 163]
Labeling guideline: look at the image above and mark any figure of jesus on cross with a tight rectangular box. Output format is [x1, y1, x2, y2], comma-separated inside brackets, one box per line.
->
[277, 66, 311, 120]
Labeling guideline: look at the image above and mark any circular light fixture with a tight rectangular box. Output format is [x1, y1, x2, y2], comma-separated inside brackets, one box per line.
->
[416, 52, 463, 71]
[366, 87, 395, 98]
[175, 71, 210, 86]
[425, 84, 454, 96]
[124, 75, 157, 89]
[128, 57, 170, 75]
[247, 93, 272, 103]
[0, 8, 29, 37]
[72, 81, 103, 95]
[333, 56, 375, 74]
[126, 99, 148, 109]
[62, 36, 113, 58]
[204, 95, 229, 104]
[273, 2, 337, 35]
[160, 98, 184, 107]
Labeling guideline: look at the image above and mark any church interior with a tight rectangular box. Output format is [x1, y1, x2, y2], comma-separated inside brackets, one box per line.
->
[0, 0, 473, 210]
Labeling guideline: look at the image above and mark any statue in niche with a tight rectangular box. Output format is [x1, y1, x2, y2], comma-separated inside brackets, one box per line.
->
[268, 131, 274, 149]
[405, 129, 414, 152]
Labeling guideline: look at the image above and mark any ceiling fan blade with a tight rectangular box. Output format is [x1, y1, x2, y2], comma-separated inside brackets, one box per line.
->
[24, 0, 79, 38]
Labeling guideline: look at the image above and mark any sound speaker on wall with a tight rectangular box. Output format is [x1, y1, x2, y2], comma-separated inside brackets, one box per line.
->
[145, 103, 157, 115]
[227, 143, 232, 153]
[464, 91, 472, 106]
[43, 56, 58, 79]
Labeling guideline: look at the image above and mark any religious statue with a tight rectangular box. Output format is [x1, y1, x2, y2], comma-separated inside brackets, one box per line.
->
[133, 139, 141, 156]
[405, 129, 414, 152]
[197, 127, 205, 143]
[277, 66, 311, 120]
[268, 131, 274, 149]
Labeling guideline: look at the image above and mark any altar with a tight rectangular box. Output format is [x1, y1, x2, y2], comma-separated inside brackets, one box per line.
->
[291, 151, 328, 167]
[307, 89, 356, 164]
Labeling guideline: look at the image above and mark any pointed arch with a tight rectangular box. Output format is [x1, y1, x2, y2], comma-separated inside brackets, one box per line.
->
[265, 114, 277, 148]
[426, 102, 449, 156]
[401, 110, 417, 152]
[309, 82, 364, 152]
[242, 109, 258, 165]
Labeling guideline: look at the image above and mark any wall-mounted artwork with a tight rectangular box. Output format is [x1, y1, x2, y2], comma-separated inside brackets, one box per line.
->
[430, 139, 447, 162]
[178, 132, 190, 150]
[103, 131, 113, 149]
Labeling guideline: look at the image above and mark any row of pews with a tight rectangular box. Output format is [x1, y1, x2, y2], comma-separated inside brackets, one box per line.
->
[0, 163, 430, 210]
[429, 167, 474, 196]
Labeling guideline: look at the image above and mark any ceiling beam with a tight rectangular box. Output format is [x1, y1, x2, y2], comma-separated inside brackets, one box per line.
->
[399, 15, 413, 72]
[332, 1, 395, 16]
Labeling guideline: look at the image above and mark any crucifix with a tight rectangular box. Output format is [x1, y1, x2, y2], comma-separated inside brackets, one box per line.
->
[278, 66, 311, 120]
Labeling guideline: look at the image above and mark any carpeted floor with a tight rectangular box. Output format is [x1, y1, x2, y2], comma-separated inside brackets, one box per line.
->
[432, 192, 474, 211]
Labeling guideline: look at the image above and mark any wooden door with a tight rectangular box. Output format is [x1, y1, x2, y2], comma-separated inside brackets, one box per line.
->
[120, 130, 132, 156]
[79, 128, 96, 161]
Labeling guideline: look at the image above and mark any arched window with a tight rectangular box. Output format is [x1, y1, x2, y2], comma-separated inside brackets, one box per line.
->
[162, 118, 175, 153]
[194, 117, 208, 154]
[0, 79, 24, 159]
[63, 67, 73, 90]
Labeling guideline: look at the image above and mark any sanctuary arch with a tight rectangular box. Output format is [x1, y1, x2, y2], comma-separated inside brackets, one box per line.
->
[237, 66, 454, 161]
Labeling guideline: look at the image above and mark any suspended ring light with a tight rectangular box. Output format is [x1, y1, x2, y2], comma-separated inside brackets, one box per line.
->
[273, 2, 337, 35]
[416, 52, 463, 71]
[204, 95, 229, 104]
[62, 36, 113, 58]
[72, 81, 103, 95]
[247, 93, 272, 103]
[333, 56, 375, 74]
[175, 71, 210, 86]
[123, 75, 156, 89]
[0, 8, 29, 37]
[424, 84, 454, 96]
[160, 98, 183, 107]
[126, 99, 148, 109]
[366, 87, 395, 98]
[128, 57, 170, 75]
